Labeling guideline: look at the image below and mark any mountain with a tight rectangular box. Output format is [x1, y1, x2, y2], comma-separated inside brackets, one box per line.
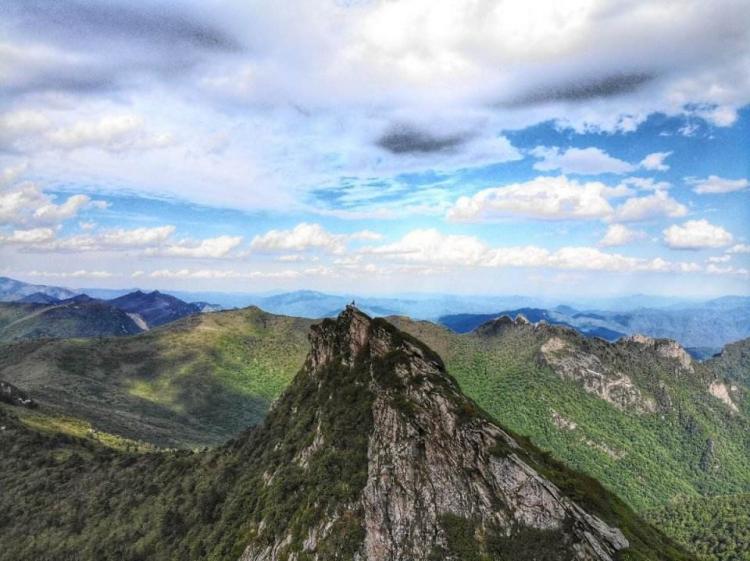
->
[17, 292, 61, 304]
[0, 276, 77, 302]
[0, 306, 745, 558]
[0, 307, 692, 561]
[0, 297, 143, 343]
[192, 300, 224, 313]
[439, 307, 627, 341]
[703, 338, 750, 385]
[108, 289, 204, 328]
[0, 307, 313, 448]
[389, 315, 750, 512]
[439, 302, 750, 352]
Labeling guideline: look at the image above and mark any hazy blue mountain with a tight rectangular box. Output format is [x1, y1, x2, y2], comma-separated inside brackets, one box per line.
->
[439, 301, 750, 352]
[108, 290, 203, 328]
[0, 277, 77, 302]
[17, 292, 61, 304]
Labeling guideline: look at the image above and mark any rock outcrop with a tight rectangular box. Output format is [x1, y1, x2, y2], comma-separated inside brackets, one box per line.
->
[239, 306, 630, 561]
[540, 335, 657, 413]
[0, 380, 35, 408]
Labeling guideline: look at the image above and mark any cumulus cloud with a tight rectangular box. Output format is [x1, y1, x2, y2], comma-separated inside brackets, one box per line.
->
[0, 181, 107, 227]
[663, 219, 734, 250]
[617, 177, 671, 192]
[708, 255, 731, 264]
[1, 110, 174, 153]
[363, 233, 656, 280]
[531, 146, 635, 175]
[612, 190, 688, 222]
[599, 224, 645, 247]
[250, 223, 381, 254]
[727, 243, 750, 254]
[640, 151, 672, 171]
[687, 175, 749, 194]
[0, 227, 56, 244]
[447, 176, 615, 222]
[705, 264, 749, 277]
[149, 235, 243, 259]
[362, 228, 701, 274]
[365, 229, 490, 266]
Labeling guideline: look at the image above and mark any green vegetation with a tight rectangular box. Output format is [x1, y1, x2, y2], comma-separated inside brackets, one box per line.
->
[0, 307, 312, 448]
[389, 318, 750, 512]
[0, 312, 692, 561]
[0, 300, 142, 342]
[645, 495, 750, 561]
[1, 307, 746, 560]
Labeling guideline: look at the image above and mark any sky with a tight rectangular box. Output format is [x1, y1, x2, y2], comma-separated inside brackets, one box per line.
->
[1, 0, 749, 298]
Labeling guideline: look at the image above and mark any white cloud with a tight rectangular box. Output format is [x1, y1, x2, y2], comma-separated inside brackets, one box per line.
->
[1, 109, 174, 154]
[144, 268, 302, 280]
[363, 228, 700, 274]
[152, 235, 243, 258]
[98, 226, 177, 248]
[640, 151, 672, 171]
[447, 176, 614, 222]
[0, 0, 747, 215]
[0, 227, 56, 244]
[617, 177, 671, 192]
[364, 229, 490, 266]
[599, 224, 645, 247]
[531, 146, 635, 175]
[0, 181, 106, 227]
[613, 190, 688, 222]
[706, 264, 749, 277]
[663, 219, 734, 250]
[0, 163, 28, 186]
[727, 243, 750, 254]
[708, 255, 731, 264]
[687, 175, 749, 194]
[44, 115, 174, 152]
[24, 269, 114, 279]
[250, 223, 380, 254]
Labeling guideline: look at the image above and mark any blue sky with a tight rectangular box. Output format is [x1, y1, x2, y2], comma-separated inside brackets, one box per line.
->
[1, 0, 749, 297]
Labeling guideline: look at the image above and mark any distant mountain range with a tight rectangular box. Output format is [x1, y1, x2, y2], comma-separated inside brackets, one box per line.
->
[0, 277, 222, 342]
[439, 300, 750, 357]
[1, 277, 748, 352]
[0, 276, 77, 302]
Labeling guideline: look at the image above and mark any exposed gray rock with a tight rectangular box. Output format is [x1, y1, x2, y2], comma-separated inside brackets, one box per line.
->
[540, 336, 656, 413]
[240, 306, 629, 561]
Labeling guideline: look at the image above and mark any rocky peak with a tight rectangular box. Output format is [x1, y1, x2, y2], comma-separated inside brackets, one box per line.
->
[241, 307, 637, 561]
[622, 334, 694, 372]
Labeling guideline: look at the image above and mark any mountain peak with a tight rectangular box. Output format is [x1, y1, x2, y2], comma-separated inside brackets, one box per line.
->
[239, 310, 639, 561]
[306, 305, 444, 378]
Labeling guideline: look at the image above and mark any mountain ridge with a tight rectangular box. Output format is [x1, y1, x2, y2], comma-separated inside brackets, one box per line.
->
[0, 306, 693, 561]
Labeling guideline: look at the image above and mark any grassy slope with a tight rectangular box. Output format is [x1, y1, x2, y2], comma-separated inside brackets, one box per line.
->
[0, 307, 312, 448]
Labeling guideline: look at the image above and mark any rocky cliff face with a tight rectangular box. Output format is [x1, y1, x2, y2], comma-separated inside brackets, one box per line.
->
[239, 306, 630, 561]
